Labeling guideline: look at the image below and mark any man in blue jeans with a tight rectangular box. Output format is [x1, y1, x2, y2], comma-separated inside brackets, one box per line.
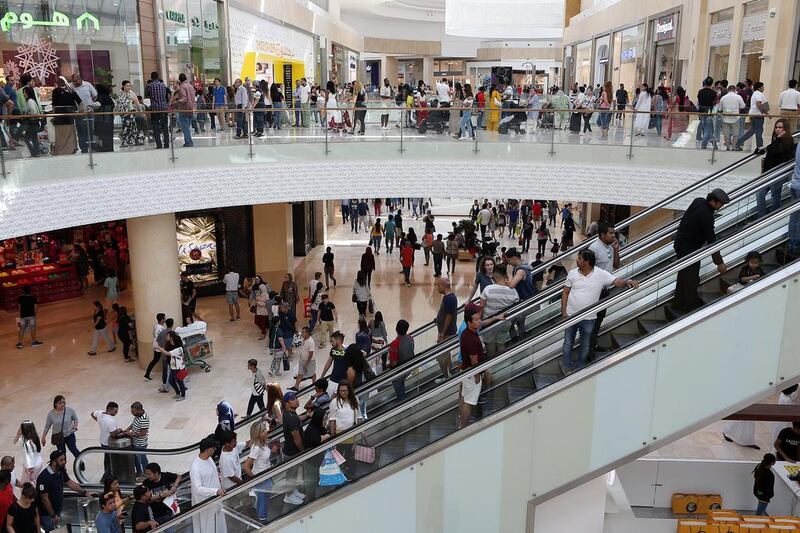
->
[697, 77, 718, 150]
[736, 81, 767, 152]
[171, 73, 195, 147]
[561, 249, 639, 372]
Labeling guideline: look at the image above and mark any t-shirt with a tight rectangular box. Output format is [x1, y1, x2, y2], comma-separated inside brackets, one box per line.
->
[480, 284, 520, 317]
[436, 293, 458, 336]
[248, 443, 272, 475]
[400, 246, 414, 268]
[37, 466, 69, 515]
[142, 471, 178, 517]
[319, 301, 335, 322]
[478, 209, 491, 225]
[213, 86, 226, 105]
[432, 239, 445, 255]
[696, 87, 717, 111]
[282, 410, 304, 457]
[328, 347, 347, 383]
[564, 268, 617, 317]
[7, 501, 38, 533]
[92, 410, 118, 446]
[384, 220, 396, 236]
[322, 252, 334, 267]
[223, 272, 240, 292]
[219, 443, 246, 490]
[130, 412, 150, 448]
[459, 327, 485, 370]
[0, 484, 15, 528]
[720, 92, 746, 123]
[779, 88, 800, 110]
[18, 294, 36, 318]
[95, 510, 121, 533]
[300, 337, 315, 362]
[388, 335, 414, 365]
[749, 90, 766, 115]
[588, 239, 615, 273]
[436, 82, 450, 102]
[131, 501, 155, 532]
[777, 427, 800, 461]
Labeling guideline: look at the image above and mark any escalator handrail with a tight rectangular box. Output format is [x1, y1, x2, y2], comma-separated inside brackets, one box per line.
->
[73, 161, 796, 483]
[148, 198, 800, 533]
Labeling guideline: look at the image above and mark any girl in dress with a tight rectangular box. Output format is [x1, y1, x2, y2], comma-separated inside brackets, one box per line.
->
[14, 421, 43, 483]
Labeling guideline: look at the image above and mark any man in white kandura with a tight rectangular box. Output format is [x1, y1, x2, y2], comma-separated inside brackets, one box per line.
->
[190, 437, 227, 533]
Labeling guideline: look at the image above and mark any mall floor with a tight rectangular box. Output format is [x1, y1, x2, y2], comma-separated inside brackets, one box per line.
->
[0, 199, 773, 487]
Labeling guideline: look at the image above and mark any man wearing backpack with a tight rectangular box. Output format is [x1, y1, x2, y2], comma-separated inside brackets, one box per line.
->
[505, 248, 535, 341]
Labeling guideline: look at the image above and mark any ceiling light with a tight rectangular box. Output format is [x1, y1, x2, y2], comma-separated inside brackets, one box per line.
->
[445, 0, 565, 39]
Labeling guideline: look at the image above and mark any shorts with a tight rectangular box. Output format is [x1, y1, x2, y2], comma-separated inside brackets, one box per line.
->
[19, 316, 35, 330]
[225, 291, 239, 305]
[297, 359, 317, 378]
[461, 373, 482, 406]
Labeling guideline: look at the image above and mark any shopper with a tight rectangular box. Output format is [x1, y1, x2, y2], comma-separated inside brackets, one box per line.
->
[222, 270, 241, 321]
[753, 453, 776, 516]
[479, 267, 519, 357]
[775, 421, 800, 462]
[756, 118, 796, 217]
[243, 421, 275, 522]
[41, 396, 81, 462]
[561, 250, 639, 372]
[293, 327, 317, 391]
[719, 85, 746, 150]
[322, 246, 337, 289]
[360, 247, 376, 287]
[6, 481, 39, 533]
[91, 402, 124, 479]
[88, 301, 115, 356]
[50, 76, 81, 155]
[587, 223, 621, 358]
[246, 359, 267, 416]
[171, 73, 195, 147]
[154, 318, 174, 393]
[434, 277, 458, 383]
[458, 306, 484, 428]
[352, 270, 371, 316]
[316, 294, 337, 348]
[141, 462, 182, 518]
[280, 391, 307, 506]
[145, 72, 170, 149]
[16, 286, 42, 350]
[189, 437, 226, 533]
[779, 79, 800, 132]
[155, 332, 188, 401]
[672, 189, 729, 311]
[320, 331, 348, 396]
[37, 450, 95, 532]
[124, 402, 150, 476]
[327, 381, 361, 475]
[143, 313, 166, 381]
[736, 81, 767, 152]
[116, 307, 134, 362]
[13, 421, 42, 483]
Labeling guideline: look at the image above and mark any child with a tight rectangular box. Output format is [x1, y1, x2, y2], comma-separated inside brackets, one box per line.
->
[739, 251, 765, 284]
[550, 238, 560, 258]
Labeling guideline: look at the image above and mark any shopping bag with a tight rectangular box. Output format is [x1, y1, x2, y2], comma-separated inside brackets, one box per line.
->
[331, 447, 346, 466]
[353, 435, 375, 464]
[176, 368, 189, 380]
[303, 297, 311, 318]
[319, 450, 347, 486]
[282, 353, 290, 372]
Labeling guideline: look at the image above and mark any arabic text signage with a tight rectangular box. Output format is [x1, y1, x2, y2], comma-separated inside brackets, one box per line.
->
[165, 10, 186, 24]
[0, 10, 100, 32]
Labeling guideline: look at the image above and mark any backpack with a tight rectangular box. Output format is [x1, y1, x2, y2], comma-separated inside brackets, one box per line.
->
[513, 263, 536, 300]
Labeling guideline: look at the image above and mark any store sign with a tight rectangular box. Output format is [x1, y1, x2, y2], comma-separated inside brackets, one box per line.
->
[203, 20, 219, 31]
[191, 16, 200, 28]
[283, 63, 293, 108]
[655, 15, 675, 41]
[165, 10, 186, 24]
[742, 12, 766, 42]
[176, 217, 218, 283]
[620, 47, 637, 62]
[0, 10, 100, 32]
[709, 20, 732, 47]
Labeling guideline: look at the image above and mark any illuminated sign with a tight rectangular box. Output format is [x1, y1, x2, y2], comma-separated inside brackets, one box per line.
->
[0, 10, 99, 32]
[620, 47, 637, 61]
[176, 216, 218, 283]
[655, 15, 675, 41]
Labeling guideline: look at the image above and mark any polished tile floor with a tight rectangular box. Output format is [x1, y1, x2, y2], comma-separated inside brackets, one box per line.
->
[0, 199, 780, 486]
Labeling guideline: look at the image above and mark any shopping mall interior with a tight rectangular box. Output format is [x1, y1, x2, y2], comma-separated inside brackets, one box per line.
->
[0, 1, 800, 532]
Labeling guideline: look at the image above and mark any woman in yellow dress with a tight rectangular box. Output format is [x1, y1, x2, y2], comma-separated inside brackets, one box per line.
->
[486, 83, 501, 131]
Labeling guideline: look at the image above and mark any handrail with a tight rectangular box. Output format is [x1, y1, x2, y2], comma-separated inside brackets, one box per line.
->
[72, 151, 791, 484]
[147, 198, 800, 532]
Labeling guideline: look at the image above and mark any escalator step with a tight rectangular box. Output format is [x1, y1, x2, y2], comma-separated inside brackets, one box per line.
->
[378, 444, 405, 468]
[507, 386, 532, 404]
[404, 435, 429, 454]
[638, 319, 667, 335]
[481, 396, 506, 416]
[611, 332, 641, 349]
[664, 304, 688, 321]
[430, 423, 454, 442]
[532, 372, 560, 389]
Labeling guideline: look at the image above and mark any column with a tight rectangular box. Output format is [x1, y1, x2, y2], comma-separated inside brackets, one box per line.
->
[127, 213, 182, 370]
[381, 55, 399, 86]
[423, 56, 435, 86]
[252, 203, 294, 290]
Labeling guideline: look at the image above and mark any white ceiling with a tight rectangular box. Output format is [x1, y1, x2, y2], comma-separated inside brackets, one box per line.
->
[339, 0, 445, 23]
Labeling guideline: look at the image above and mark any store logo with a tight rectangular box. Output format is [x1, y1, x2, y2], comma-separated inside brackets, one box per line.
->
[620, 47, 636, 61]
[191, 16, 200, 28]
[165, 10, 185, 24]
[655, 15, 674, 40]
[0, 10, 100, 32]
[656, 20, 673, 35]
[203, 20, 219, 31]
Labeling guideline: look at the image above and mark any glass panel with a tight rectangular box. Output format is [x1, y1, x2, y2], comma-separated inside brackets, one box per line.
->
[574, 41, 592, 86]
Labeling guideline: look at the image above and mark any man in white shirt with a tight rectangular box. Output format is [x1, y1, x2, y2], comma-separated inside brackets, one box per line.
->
[719, 85, 747, 150]
[218, 431, 246, 490]
[436, 78, 451, 103]
[561, 249, 639, 372]
[480, 268, 519, 356]
[233, 79, 249, 138]
[379, 78, 393, 128]
[478, 204, 491, 239]
[298, 78, 310, 128]
[91, 402, 124, 479]
[222, 270, 240, 321]
[778, 79, 800, 133]
[70, 73, 99, 154]
[293, 327, 317, 390]
[736, 81, 767, 151]
[144, 313, 166, 381]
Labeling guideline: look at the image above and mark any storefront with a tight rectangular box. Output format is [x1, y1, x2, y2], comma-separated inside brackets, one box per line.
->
[433, 58, 467, 86]
[161, 0, 224, 85]
[398, 58, 422, 86]
[593, 35, 610, 87]
[227, 3, 315, 100]
[708, 8, 733, 81]
[291, 202, 317, 257]
[574, 40, 592, 87]
[739, 0, 767, 83]
[649, 12, 679, 89]
[0, 0, 144, 98]
[610, 24, 645, 93]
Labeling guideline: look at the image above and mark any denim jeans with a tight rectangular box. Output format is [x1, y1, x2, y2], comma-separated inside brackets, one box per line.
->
[273, 102, 283, 129]
[57, 432, 82, 459]
[460, 111, 474, 137]
[75, 115, 92, 153]
[235, 104, 246, 136]
[756, 178, 787, 217]
[176, 112, 193, 146]
[789, 188, 800, 254]
[562, 319, 596, 370]
[372, 236, 382, 252]
[700, 114, 715, 148]
[599, 111, 611, 130]
[755, 500, 769, 516]
[255, 478, 273, 520]
[738, 116, 764, 149]
[132, 444, 148, 475]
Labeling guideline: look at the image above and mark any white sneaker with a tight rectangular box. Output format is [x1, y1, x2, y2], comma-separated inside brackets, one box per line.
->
[283, 494, 303, 505]
[292, 489, 306, 500]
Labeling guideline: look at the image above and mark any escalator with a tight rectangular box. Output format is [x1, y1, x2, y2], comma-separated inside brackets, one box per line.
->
[66, 152, 793, 531]
[151, 188, 800, 533]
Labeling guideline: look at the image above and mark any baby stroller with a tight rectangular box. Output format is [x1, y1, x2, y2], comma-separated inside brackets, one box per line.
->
[538, 102, 554, 129]
[418, 99, 449, 134]
[498, 103, 526, 135]
[36, 128, 51, 155]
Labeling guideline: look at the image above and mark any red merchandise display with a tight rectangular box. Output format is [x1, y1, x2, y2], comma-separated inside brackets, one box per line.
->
[0, 264, 81, 310]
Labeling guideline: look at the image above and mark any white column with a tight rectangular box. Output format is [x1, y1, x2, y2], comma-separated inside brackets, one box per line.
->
[423, 56, 435, 86]
[127, 213, 182, 370]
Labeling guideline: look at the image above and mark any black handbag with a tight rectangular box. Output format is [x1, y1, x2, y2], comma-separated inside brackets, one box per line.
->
[282, 353, 290, 371]
[368, 299, 375, 314]
[51, 409, 66, 446]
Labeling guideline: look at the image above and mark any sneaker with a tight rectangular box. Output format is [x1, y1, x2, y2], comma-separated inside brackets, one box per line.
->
[159, 387, 169, 393]
[32, 340, 43, 347]
[87, 351, 97, 356]
[108, 346, 116, 352]
[172, 394, 181, 400]
[435, 377, 448, 384]
[292, 489, 306, 500]
[15, 342, 23, 349]
[283, 494, 303, 505]
[144, 376, 152, 382]
[176, 396, 187, 402]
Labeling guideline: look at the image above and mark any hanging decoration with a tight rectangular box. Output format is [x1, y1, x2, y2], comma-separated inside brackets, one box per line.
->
[3, 60, 20, 85]
[14, 37, 60, 82]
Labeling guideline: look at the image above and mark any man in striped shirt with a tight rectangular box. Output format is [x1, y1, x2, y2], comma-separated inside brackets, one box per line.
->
[125, 402, 150, 478]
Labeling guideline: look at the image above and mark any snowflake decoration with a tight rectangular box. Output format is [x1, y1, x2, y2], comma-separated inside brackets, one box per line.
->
[3, 61, 20, 85]
[15, 37, 59, 82]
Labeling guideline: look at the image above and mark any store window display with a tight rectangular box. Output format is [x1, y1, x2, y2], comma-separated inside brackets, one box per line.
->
[611, 25, 645, 95]
[708, 8, 733, 81]
[0, 0, 143, 101]
[739, 0, 767, 84]
[574, 40, 592, 87]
